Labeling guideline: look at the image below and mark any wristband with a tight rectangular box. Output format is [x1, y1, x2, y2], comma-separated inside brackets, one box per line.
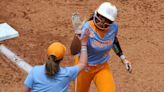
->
[81, 44, 87, 46]
[81, 45, 87, 47]
[81, 48, 87, 52]
[120, 55, 126, 61]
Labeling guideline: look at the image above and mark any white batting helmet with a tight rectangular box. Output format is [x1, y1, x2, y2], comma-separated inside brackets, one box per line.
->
[96, 2, 117, 21]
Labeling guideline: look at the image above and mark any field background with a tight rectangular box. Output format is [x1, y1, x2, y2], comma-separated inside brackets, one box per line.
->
[0, 0, 164, 92]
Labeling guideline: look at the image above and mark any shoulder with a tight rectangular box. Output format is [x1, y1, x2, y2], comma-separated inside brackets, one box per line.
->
[62, 66, 80, 74]
[81, 21, 91, 33]
[31, 65, 45, 73]
[82, 21, 90, 28]
[112, 22, 118, 28]
[63, 65, 79, 72]
[109, 22, 119, 33]
[62, 66, 80, 80]
[33, 65, 44, 69]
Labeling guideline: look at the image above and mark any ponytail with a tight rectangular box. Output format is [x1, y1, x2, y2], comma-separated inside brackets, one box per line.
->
[87, 13, 94, 21]
[45, 55, 62, 76]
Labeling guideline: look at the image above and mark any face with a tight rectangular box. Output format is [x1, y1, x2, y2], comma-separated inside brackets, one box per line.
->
[94, 12, 113, 30]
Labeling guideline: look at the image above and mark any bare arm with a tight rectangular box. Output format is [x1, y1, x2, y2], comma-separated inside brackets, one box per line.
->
[22, 85, 31, 92]
[77, 45, 88, 71]
[76, 29, 90, 70]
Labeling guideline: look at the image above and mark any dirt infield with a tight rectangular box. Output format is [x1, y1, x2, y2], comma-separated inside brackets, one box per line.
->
[0, 0, 164, 92]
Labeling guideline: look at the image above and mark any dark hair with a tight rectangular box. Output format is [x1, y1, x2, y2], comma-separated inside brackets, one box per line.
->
[45, 55, 62, 76]
[87, 13, 94, 21]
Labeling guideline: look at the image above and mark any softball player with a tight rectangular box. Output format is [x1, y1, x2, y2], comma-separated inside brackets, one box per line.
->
[22, 30, 90, 92]
[70, 2, 132, 92]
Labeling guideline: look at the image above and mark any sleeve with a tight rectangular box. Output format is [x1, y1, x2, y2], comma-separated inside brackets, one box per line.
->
[114, 22, 119, 35]
[68, 65, 80, 80]
[112, 23, 124, 57]
[80, 22, 89, 38]
[113, 36, 123, 57]
[24, 67, 34, 89]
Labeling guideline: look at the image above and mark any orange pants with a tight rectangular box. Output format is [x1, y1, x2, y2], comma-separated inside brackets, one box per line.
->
[74, 55, 115, 92]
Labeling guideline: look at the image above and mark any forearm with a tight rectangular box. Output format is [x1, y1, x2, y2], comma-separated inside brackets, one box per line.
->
[113, 37, 126, 60]
[113, 37, 132, 73]
[78, 45, 88, 70]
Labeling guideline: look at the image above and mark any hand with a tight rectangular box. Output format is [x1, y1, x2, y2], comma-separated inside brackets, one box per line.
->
[76, 29, 90, 46]
[72, 12, 85, 35]
[122, 59, 132, 73]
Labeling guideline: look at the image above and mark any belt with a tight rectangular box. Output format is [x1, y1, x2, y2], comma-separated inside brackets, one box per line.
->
[84, 62, 107, 72]
[87, 62, 106, 67]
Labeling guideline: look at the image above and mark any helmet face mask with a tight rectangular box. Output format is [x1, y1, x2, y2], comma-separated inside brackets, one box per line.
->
[93, 12, 113, 30]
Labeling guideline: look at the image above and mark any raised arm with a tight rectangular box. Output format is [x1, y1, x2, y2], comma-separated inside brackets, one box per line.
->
[70, 12, 94, 55]
[70, 35, 81, 55]
[76, 29, 90, 70]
